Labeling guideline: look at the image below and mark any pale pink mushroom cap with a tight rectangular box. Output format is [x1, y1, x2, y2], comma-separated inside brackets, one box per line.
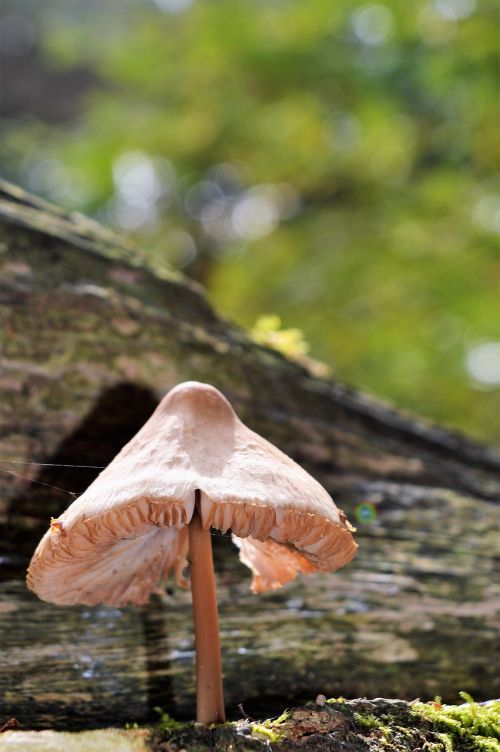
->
[27, 382, 357, 606]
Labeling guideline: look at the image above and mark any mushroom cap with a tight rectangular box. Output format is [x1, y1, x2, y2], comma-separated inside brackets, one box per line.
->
[27, 381, 357, 606]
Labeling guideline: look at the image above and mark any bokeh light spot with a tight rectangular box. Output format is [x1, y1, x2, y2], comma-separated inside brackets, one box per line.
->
[154, 0, 194, 14]
[466, 342, 500, 388]
[110, 151, 173, 230]
[231, 192, 279, 241]
[435, 0, 476, 21]
[185, 180, 225, 221]
[351, 4, 394, 46]
[355, 502, 377, 524]
[472, 195, 500, 235]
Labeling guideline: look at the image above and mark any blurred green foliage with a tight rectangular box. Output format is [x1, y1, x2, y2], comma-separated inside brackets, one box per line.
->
[1, 0, 499, 442]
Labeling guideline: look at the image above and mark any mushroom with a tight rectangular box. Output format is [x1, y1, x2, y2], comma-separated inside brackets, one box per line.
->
[27, 381, 357, 724]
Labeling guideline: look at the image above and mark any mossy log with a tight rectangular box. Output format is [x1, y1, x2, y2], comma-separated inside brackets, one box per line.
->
[0, 179, 499, 732]
[2, 698, 498, 751]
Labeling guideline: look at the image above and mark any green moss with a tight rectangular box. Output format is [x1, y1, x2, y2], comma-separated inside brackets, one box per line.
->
[250, 315, 310, 360]
[250, 709, 291, 742]
[412, 695, 500, 752]
[153, 708, 190, 731]
[354, 712, 394, 741]
[435, 734, 455, 752]
[250, 723, 284, 742]
[269, 710, 292, 726]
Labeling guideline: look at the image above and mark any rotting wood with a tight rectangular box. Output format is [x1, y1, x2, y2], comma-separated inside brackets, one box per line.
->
[0, 179, 498, 731]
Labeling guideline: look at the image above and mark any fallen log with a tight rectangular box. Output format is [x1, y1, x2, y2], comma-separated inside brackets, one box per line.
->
[0, 179, 498, 731]
[1, 697, 498, 751]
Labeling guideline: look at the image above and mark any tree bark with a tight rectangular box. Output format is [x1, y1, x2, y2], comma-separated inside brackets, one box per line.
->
[0, 179, 498, 731]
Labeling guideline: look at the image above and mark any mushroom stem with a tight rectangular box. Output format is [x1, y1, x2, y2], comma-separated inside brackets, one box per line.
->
[188, 490, 226, 724]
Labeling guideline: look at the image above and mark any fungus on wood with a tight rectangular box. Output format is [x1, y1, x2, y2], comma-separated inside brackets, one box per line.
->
[27, 381, 357, 725]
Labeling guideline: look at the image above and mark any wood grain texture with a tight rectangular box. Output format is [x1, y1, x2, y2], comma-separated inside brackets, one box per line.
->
[0, 179, 498, 730]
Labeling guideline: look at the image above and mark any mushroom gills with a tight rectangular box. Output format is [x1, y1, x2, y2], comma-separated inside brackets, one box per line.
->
[233, 536, 317, 594]
[28, 524, 188, 606]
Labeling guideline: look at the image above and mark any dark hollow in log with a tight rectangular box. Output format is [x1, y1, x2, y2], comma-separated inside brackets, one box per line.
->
[0, 179, 498, 730]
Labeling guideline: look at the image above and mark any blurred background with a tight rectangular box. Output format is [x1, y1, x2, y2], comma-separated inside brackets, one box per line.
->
[1, 0, 499, 444]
